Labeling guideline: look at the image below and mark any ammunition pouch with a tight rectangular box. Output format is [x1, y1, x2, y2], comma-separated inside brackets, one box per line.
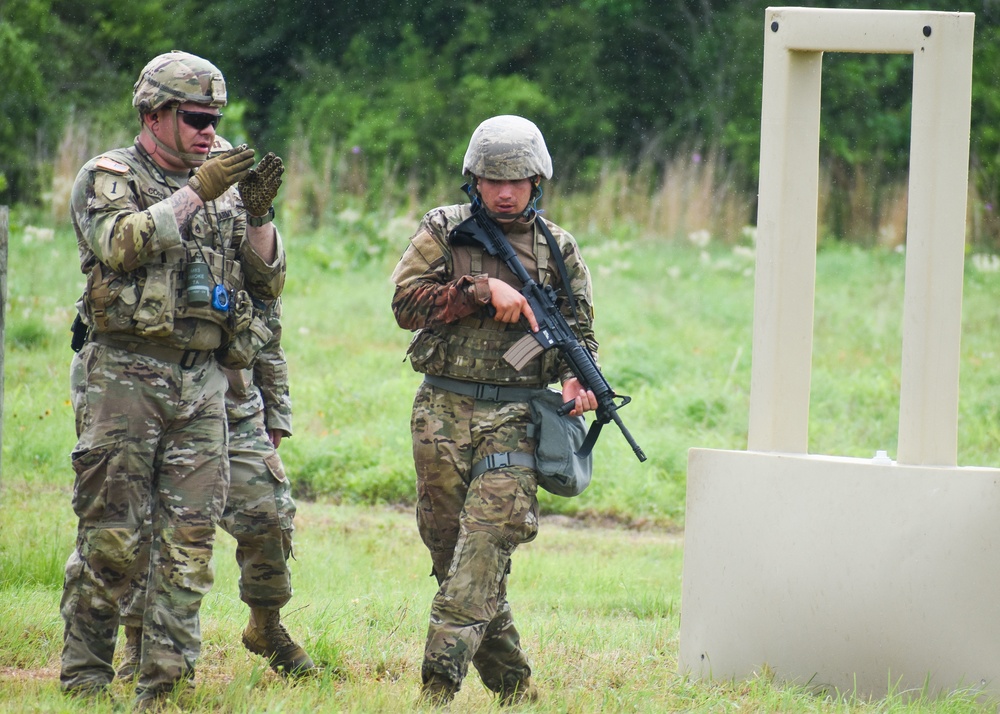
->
[215, 291, 273, 369]
[133, 262, 176, 336]
[83, 245, 244, 340]
[85, 262, 141, 334]
[407, 324, 559, 385]
[406, 329, 447, 374]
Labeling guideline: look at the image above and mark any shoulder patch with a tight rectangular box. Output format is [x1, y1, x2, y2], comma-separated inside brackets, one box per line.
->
[412, 228, 445, 265]
[95, 172, 128, 202]
[95, 156, 130, 175]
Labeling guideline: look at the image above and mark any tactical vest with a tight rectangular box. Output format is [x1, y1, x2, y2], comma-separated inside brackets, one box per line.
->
[410, 219, 561, 386]
[83, 146, 243, 346]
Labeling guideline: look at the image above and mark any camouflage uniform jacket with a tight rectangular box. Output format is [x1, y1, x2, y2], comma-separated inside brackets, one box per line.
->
[71, 139, 285, 351]
[224, 299, 292, 433]
[391, 203, 597, 387]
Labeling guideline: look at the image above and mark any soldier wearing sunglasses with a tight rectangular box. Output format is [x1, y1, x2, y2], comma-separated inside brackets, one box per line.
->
[60, 51, 289, 711]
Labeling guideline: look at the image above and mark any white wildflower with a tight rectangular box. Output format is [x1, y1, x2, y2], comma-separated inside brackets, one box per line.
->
[23, 225, 55, 243]
[337, 208, 362, 224]
[971, 253, 1000, 273]
[384, 215, 417, 241]
[687, 229, 711, 248]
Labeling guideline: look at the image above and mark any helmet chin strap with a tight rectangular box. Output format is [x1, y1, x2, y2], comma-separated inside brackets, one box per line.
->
[141, 106, 206, 169]
[466, 177, 540, 223]
[489, 208, 536, 223]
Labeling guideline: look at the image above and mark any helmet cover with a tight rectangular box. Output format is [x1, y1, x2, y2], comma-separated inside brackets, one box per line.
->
[133, 51, 227, 113]
[462, 115, 553, 180]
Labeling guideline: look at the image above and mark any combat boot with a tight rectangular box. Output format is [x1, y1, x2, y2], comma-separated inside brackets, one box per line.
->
[242, 607, 315, 677]
[116, 625, 142, 680]
[418, 672, 458, 708]
[498, 677, 539, 706]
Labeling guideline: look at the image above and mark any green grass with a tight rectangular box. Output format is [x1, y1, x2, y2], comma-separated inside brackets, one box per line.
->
[0, 495, 994, 712]
[3, 214, 1000, 710]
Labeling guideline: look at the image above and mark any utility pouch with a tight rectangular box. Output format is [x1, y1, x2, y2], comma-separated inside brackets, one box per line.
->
[85, 263, 140, 333]
[134, 263, 176, 337]
[70, 314, 89, 352]
[215, 291, 272, 369]
[406, 329, 447, 375]
[529, 388, 593, 497]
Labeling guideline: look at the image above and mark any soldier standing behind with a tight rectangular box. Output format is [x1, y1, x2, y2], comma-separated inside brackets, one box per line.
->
[60, 51, 286, 710]
[117, 294, 314, 679]
[391, 115, 599, 706]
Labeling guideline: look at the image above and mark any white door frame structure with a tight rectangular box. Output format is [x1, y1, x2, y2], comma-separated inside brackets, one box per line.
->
[678, 7, 995, 700]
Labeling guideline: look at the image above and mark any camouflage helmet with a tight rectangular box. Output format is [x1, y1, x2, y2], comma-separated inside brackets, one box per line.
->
[132, 51, 227, 114]
[462, 115, 553, 181]
[208, 134, 234, 157]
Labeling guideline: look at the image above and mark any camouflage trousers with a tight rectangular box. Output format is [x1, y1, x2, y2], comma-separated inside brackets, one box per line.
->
[411, 380, 540, 693]
[219, 408, 296, 607]
[60, 341, 228, 699]
[121, 407, 297, 627]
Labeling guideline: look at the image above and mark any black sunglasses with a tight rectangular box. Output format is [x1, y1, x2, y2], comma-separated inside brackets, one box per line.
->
[176, 109, 223, 131]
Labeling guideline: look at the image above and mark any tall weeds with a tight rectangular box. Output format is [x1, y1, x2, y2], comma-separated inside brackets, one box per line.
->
[44, 122, 996, 249]
[46, 115, 130, 225]
[547, 149, 752, 243]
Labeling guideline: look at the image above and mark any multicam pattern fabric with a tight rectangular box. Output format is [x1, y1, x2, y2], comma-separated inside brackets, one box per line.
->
[71, 140, 285, 350]
[220, 402, 296, 609]
[412, 382, 538, 689]
[224, 300, 291, 427]
[221, 301, 296, 607]
[255, 302, 293, 434]
[462, 115, 553, 180]
[392, 203, 597, 696]
[392, 203, 596, 385]
[120, 300, 297, 620]
[61, 341, 229, 697]
[61, 138, 285, 700]
[132, 51, 227, 113]
[119, 409, 296, 618]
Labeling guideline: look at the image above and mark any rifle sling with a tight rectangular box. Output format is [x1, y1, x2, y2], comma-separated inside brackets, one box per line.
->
[577, 419, 604, 459]
[535, 218, 580, 324]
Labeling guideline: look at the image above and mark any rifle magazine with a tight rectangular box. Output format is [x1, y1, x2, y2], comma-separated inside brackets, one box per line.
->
[504, 333, 545, 370]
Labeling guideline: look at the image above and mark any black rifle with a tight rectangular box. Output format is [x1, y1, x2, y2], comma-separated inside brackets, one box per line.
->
[450, 208, 647, 462]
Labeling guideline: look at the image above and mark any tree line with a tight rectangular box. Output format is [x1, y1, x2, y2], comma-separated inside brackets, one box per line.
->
[3, 0, 1000, 242]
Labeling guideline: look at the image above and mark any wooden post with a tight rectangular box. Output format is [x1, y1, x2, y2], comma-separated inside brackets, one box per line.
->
[0, 206, 7, 484]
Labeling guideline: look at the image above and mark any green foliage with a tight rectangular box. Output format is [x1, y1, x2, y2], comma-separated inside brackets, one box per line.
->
[0, 0, 181, 202]
[0, 18, 52, 204]
[12, 0, 1000, 244]
[6, 320, 50, 350]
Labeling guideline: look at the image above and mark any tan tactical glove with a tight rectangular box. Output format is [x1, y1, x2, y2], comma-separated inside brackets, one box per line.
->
[238, 152, 285, 218]
[188, 144, 255, 202]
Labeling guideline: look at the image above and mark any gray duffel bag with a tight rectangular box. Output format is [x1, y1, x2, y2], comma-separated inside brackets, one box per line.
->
[529, 388, 593, 497]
